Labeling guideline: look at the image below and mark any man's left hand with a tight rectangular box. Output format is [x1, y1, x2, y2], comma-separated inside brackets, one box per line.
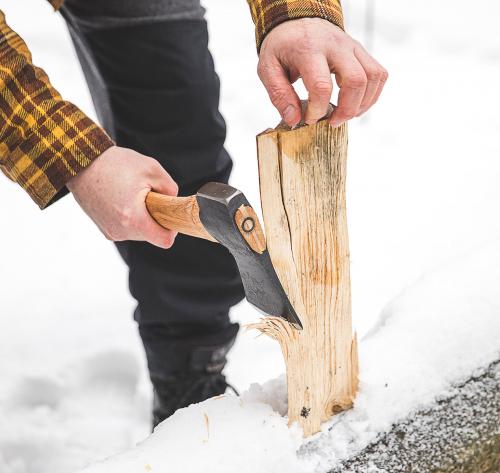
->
[257, 18, 388, 128]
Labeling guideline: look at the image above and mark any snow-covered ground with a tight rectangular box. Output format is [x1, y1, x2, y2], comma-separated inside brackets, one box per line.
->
[1, 0, 499, 472]
[78, 243, 500, 473]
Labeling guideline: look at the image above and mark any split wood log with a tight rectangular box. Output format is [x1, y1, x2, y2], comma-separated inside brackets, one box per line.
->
[252, 114, 358, 436]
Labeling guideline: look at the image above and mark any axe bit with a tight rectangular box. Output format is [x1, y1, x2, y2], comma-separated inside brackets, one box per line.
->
[146, 182, 303, 329]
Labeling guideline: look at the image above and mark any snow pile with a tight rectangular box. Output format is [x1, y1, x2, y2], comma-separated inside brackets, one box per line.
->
[81, 395, 303, 473]
[0, 349, 150, 473]
[80, 241, 500, 473]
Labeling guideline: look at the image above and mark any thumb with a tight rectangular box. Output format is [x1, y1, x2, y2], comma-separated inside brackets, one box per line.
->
[257, 60, 301, 127]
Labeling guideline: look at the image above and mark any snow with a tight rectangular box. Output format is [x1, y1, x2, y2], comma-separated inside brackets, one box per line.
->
[80, 396, 304, 473]
[76, 241, 500, 473]
[329, 361, 500, 472]
[1, 0, 500, 472]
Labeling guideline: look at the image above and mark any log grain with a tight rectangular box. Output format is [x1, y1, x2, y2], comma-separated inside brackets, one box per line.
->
[252, 116, 358, 436]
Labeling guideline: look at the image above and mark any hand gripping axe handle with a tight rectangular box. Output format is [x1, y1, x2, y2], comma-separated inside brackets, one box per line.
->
[146, 182, 302, 329]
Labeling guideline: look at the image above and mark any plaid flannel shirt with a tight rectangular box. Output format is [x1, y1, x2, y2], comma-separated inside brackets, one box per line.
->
[247, 0, 344, 50]
[0, 0, 343, 209]
[0, 8, 114, 209]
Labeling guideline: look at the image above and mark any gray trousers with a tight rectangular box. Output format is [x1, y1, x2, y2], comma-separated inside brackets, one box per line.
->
[65, 0, 206, 23]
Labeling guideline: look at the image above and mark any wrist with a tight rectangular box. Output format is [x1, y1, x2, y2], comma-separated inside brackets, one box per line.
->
[67, 145, 116, 193]
[250, 0, 344, 52]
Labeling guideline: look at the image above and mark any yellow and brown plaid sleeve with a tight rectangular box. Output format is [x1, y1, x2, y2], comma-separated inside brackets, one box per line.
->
[0, 10, 114, 209]
[247, 0, 344, 51]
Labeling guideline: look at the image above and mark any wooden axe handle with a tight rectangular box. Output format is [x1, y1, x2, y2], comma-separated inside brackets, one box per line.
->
[145, 192, 217, 242]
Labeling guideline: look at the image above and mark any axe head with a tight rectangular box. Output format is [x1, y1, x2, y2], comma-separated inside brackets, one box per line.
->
[196, 182, 302, 329]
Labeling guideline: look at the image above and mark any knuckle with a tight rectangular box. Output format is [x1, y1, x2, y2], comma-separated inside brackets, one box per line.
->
[257, 61, 273, 80]
[257, 64, 291, 109]
[267, 83, 289, 108]
[105, 228, 120, 241]
[344, 72, 367, 89]
[365, 67, 382, 82]
[297, 38, 314, 55]
[380, 68, 389, 83]
[147, 157, 162, 171]
[118, 206, 135, 230]
[311, 79, 332, 97]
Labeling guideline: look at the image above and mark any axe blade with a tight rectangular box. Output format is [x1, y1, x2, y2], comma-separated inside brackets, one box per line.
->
[196, 182, 303, 329]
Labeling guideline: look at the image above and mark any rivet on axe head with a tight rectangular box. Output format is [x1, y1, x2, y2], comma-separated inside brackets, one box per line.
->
[241, 217, 255, 233]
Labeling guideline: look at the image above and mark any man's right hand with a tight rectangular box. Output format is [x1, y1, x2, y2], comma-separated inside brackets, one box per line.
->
[67, 146, 179, 249]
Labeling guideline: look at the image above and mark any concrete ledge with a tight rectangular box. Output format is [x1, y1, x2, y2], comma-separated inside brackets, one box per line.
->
[330, 360, 500, 473]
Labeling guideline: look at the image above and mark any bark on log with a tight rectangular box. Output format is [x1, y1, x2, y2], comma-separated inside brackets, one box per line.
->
[252, 116, 358, 436]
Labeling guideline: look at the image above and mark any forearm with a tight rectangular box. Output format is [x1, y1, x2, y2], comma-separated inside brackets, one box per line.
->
[0, 10, 113, 209]
[246, 0, 344, 51]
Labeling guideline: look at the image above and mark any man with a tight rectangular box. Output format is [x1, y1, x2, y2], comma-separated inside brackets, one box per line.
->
[0, 0, 387, 427]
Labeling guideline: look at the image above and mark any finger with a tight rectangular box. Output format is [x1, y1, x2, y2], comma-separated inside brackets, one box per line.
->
[354, 45, 386, 116]
[300, 54, 333, 124]
[136, 187, 177, 249]
[149, 159, 179, 196]
[368, 65, 388, 111]
[328, 52, 367, 127]
[140, 214, 178, 249]
[257, 60, 301, 127]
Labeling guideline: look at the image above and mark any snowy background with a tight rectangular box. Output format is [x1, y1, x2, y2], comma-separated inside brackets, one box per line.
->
[1, 0, 499, 472]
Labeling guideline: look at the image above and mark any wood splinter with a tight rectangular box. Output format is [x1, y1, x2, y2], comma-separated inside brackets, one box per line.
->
[251, 116, 359, 437]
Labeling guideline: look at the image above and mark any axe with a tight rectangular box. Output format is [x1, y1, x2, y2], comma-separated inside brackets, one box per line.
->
[146, 182, 302, 329]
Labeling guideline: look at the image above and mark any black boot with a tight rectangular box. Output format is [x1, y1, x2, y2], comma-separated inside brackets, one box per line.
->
[150, 323, 239, 428]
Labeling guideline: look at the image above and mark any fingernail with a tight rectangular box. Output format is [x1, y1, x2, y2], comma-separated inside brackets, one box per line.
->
[283, 104, 297, 125]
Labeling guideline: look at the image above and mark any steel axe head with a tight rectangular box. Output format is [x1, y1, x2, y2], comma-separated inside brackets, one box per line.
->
[196, 182, 303, 329]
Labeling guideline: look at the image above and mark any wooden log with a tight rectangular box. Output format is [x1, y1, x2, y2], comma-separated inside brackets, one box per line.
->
[252, 114, 358, 436]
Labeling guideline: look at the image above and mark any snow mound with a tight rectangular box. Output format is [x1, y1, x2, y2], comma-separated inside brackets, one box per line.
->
[81, 395, 303, 473]
[79, 241, 500, 473]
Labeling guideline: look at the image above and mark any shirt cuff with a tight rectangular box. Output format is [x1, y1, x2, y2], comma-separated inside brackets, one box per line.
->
[5, 102, 114, 209]
[247, 0, 344, 51]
